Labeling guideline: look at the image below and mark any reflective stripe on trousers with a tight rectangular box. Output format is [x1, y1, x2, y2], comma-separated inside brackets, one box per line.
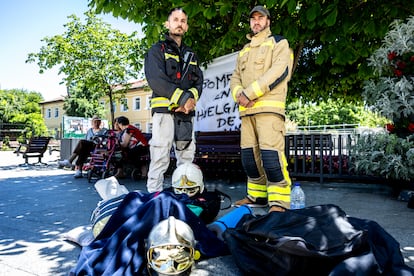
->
[241, 113, 291, 208]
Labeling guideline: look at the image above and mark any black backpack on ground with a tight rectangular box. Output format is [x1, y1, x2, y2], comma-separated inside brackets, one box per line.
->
[166, 187, 231, 224]
[190, 189, 231, 223]
[223, 204, 413, 276]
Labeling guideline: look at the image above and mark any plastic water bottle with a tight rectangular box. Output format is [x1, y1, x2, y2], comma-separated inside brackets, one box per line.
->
[290, 182, 305, 209]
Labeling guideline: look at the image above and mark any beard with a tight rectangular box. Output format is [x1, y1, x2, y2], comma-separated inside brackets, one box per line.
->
[170, 27, 185, 37]
[252, 22, 269, 34]
[171, 32, 184, 37]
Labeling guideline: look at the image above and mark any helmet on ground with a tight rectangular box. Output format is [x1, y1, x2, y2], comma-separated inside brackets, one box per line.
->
[172, 163, 204, 197]
[146, 216, 195, 276]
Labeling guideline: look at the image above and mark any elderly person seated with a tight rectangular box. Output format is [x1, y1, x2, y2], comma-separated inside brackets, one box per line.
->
[59, 115, 108, 178]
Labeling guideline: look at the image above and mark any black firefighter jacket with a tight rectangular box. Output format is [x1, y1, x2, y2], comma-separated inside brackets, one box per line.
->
[144, 34, 203, 115]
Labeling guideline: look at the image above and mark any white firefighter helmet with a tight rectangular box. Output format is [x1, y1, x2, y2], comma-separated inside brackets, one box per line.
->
[146, 216, 195, 275]
[172, 163, 204, 197]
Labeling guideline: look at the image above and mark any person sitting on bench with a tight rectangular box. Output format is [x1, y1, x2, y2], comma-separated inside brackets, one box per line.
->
[59, 115, 108, 178]
[113, 116, 148, 178]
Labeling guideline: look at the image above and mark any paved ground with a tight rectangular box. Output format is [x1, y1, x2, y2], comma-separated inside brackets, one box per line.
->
[0, 150, 413, 275]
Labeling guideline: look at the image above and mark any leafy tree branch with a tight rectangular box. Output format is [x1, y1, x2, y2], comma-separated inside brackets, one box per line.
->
[26, 11, 143, 125]
[88, 0, 414, 102]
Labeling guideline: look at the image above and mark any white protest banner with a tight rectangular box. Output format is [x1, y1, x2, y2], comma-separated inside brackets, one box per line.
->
[195, 52, 240, 132]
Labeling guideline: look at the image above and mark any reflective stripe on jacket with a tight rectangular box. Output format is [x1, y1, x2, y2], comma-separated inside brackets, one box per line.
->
[145, 34, 203, 114]
[230, 27, 294, 117]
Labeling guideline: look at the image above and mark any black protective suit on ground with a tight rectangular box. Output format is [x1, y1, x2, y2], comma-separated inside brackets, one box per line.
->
[224, 204, 414, 276]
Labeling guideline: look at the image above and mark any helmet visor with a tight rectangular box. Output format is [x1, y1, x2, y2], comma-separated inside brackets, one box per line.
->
[148, 245, 194, 275]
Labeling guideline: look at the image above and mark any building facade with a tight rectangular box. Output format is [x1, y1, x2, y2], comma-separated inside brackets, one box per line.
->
[40, 96, 65, 138]
[105, 80, 152, 133]
[40, 80, 152, 138]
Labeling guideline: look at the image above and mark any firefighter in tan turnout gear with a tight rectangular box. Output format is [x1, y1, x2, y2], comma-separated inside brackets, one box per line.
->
[230, 5, 294, 212]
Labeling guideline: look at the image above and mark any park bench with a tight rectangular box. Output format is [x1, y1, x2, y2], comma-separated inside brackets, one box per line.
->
[9, 141, 21, 151]
[15, 137, 51, 165]
[194, 131, 243, 178]
[137, 131, 243, 179]
[47, 139, 61, 155]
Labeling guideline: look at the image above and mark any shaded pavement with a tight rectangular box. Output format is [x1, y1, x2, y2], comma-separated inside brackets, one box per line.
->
[0, 151, 413, 275]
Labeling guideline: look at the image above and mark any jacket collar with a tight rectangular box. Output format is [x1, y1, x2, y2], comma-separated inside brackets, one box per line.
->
[164, 33, 186, 50]
[247, 27, 272, 47]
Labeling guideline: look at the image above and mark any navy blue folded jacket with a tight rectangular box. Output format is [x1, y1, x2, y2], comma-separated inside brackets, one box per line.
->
[71, 191, 229, 276]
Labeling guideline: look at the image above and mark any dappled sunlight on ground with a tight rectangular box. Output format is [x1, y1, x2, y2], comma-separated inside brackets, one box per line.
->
[0, 150, 413, 274]
[0, 151, 98, 274]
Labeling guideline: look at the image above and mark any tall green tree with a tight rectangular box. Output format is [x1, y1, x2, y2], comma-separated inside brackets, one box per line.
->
[0, 89, 48, 138]
[26, 11, 143, 125]
[88, 0, 414, 102]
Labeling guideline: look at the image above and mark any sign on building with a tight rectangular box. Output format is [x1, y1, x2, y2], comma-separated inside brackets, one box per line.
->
[62, 116, 108, 138]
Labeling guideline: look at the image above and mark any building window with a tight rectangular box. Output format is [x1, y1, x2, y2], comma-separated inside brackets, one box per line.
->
[120, 98, 128, 112]
[134, 122, 141, 130]
[147, 123, 153, 133]
[54, 107, 59, 118]
[47, 108, 51, 118]
[112, 102, 117, 112]
[134, 97, 141, 110]
[146, 96, 151, 110]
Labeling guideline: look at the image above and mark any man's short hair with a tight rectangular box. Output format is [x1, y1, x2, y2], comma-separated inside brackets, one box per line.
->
[117, 116, 129, 126]
[168, 7, 187, 18]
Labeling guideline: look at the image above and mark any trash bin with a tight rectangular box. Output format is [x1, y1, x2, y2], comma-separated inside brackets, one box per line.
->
[60, 138, 81, 161]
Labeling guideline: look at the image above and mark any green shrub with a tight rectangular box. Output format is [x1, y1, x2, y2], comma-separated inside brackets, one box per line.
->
[351, 16, 414, 184]
[350, 133, 414, 181]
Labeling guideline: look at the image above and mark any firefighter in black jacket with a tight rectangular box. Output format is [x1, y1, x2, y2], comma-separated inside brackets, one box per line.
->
[144, 7, 203, 193]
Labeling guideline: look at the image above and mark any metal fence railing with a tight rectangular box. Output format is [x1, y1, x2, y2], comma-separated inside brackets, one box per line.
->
[284, 131, 379, 183]
[284, 125, 389, 183]
[192, 129, 370, 182]
[193, 130, 363, 182]
[291, 123, 360, 133]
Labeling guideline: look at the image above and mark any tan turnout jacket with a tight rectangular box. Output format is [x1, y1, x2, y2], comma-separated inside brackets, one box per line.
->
[230, 27, 294, 118]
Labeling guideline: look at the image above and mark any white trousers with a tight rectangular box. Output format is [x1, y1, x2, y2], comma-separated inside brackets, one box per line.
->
[146, 113, 195, 192]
